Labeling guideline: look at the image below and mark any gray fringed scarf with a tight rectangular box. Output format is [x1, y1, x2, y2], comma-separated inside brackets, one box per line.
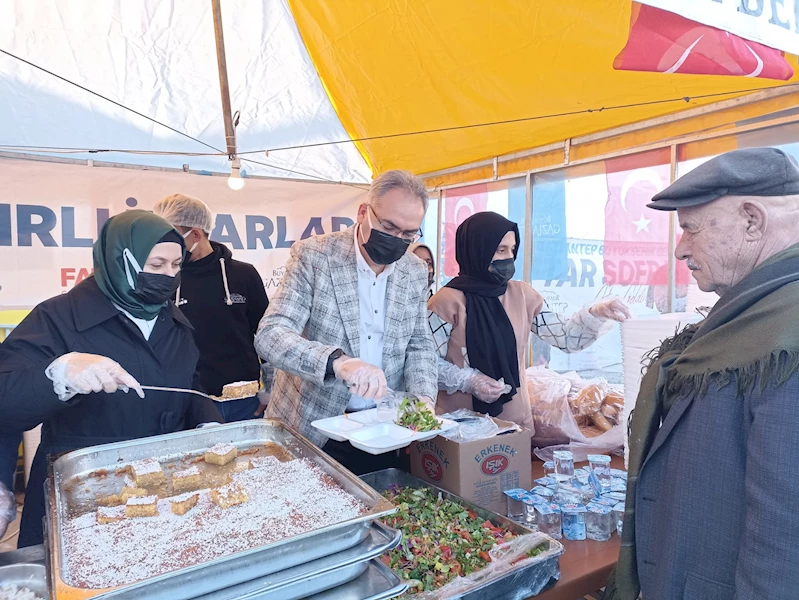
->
[605, 243, 799, 600]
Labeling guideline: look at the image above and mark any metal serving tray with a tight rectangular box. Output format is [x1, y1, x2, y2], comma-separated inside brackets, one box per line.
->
[193, 521, 401, 600]
[44, 420, 395, 600]
[310, 559, 407, 600]
[361, 469, 565, 600]
[0, 564, 48, 599]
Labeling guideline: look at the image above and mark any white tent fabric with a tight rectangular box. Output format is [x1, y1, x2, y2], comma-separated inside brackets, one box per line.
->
[0, 0, 371, 183]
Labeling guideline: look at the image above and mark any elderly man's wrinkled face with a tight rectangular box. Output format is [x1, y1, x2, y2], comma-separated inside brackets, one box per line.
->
[675, 198, 761, 295]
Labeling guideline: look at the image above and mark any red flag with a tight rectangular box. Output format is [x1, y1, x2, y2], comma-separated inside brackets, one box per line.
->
[604, 154, 674, 286]
[615, 4, 794, 81]
[442, 184, 488, 277]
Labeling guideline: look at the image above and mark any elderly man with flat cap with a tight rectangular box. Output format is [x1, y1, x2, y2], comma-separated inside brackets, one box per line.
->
[606, 147, 799, 600]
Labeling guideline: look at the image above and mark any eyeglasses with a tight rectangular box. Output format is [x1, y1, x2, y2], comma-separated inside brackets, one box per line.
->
[368, 205, 422, 243]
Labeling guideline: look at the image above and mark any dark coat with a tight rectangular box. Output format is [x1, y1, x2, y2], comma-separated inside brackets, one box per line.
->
[0, 276, 222, 546]
[177, 241, 268, 396]
[635, 375, 799, 599]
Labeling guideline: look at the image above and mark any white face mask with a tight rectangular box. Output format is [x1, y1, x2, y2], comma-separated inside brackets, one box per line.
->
[182, 229, 199, 254]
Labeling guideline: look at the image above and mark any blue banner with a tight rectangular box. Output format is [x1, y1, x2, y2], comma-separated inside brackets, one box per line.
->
[530, 173, 568, 281]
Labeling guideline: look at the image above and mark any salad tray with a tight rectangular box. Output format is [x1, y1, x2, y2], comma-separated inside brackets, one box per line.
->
[312, 408, 457, 455]
[44, 420, 396, 600]
[361, 469, 564, 600]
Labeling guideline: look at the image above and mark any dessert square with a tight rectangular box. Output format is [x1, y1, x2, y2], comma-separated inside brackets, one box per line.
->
[130, 458, 165, 487]
[169, 492, 199, 516]
[172, 466, 202, 492]
[120, 487, 148, 503]
[232, 458, 252, 473]
[205, 443, 237, 466]
[210, 482, 249, 509]
[219, 381, 259, 400]
[125, 495, 158, 518]
[97, 505, 126, 524]
[96, 493, 123, 508]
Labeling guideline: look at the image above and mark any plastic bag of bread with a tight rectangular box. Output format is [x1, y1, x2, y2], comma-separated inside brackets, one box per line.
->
[528, 367, 625, 462]
[526, 366, 583, 448]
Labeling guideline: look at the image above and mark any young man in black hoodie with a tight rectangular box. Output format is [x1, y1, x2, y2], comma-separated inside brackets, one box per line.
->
[154, 194, 269, 422]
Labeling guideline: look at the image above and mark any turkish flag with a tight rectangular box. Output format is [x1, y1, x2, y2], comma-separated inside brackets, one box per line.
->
[615, 4, 794, 80]
[442, 184, 488, 277]
[604, 153, 676, 286]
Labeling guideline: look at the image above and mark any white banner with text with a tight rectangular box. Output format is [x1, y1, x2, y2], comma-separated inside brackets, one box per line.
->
[0, 157, 367, 308]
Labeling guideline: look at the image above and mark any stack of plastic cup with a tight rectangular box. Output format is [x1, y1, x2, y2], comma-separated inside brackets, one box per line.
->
[588, 454, 612, 490]
[553, 450, 575, 482]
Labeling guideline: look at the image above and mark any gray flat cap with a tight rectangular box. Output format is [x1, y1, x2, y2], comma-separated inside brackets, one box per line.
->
[648, 147, 799, 211]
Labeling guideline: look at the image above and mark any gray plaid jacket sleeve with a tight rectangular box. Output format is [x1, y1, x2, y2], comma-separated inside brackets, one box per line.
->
[532, 301, 612, 353]
[254, 240, 336, 384]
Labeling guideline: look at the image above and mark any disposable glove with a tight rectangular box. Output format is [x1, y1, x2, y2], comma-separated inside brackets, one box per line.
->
[333, 358, 388, 401]
[46, 352, 144, 401]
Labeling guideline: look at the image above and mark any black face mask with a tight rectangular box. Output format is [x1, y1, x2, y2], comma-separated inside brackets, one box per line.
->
[362, 228, 411, 265]
[428, 272, 435, 288]
[487, 258, 515, 285]
[131, 271, 181, 305]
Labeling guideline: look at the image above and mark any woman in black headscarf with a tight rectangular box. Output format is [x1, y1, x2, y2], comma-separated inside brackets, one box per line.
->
[428, 212, 630, 429]
[0, 210, 221, 547]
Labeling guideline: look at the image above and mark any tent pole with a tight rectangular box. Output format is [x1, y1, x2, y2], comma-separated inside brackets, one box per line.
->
[667, 144, 678, 313]
[211, 0, 237, 158]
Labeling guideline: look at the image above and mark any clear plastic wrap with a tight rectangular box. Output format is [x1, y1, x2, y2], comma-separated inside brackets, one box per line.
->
[0, 482, 16, 537]
[438, 409, 501, 442]
[527, 366, 624, 462]
[406, 532, 562, 600]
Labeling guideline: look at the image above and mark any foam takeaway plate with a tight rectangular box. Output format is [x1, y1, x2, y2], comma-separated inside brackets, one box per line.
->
[310, 415, 365, 442]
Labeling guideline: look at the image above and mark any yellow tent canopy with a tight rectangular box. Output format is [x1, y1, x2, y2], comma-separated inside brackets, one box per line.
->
[289, 0, 799, 181]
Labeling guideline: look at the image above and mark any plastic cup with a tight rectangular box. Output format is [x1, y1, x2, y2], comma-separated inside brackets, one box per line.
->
[553, 450, 575, 482]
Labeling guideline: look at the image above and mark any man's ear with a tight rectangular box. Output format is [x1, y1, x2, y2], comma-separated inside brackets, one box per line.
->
[356, 203, 368, 225]
[741, 200, 767, 241]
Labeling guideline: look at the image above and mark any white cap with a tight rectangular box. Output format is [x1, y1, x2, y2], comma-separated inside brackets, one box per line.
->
[153, 193, 214, 233]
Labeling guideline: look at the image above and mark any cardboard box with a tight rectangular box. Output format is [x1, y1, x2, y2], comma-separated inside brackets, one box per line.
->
[409, 418, 532, 515]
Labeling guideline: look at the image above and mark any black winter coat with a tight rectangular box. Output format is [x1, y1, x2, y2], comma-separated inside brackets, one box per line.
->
[0, 277, 222, 546]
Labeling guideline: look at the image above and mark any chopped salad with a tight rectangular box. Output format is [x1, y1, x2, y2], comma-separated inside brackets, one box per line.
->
[381, 486, 519, 593]
[395, 397, 440, 432]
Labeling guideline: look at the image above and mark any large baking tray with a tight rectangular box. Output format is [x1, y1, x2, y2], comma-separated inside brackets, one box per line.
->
[361, 469, 564, 600]
[310, 559, 407, 600]
[44, 420, 395, 600]
[193, 520, 401, 600]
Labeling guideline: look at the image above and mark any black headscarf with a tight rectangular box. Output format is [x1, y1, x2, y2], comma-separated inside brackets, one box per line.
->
[445, 212, 520, 415]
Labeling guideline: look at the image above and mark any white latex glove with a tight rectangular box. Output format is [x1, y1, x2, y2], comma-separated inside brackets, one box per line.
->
[463, 371, 511, 403]
[46, 352, 144, 401]
[0, 482, 15, 539]
[333, 357, 388, 401]
[416, 396, 437, 414]
[588, 297, 632, 322]
[254, 389, 270, 417]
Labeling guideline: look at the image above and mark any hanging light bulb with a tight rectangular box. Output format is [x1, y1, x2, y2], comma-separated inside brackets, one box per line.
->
[228, 156, 245, 191]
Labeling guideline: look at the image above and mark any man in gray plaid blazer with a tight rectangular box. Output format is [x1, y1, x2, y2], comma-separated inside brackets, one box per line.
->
[255, 170, 437, 474]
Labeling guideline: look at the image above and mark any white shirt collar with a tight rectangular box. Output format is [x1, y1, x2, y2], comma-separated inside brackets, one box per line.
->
[354, 224, 395, 278]
[113, 303, 157, 340]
